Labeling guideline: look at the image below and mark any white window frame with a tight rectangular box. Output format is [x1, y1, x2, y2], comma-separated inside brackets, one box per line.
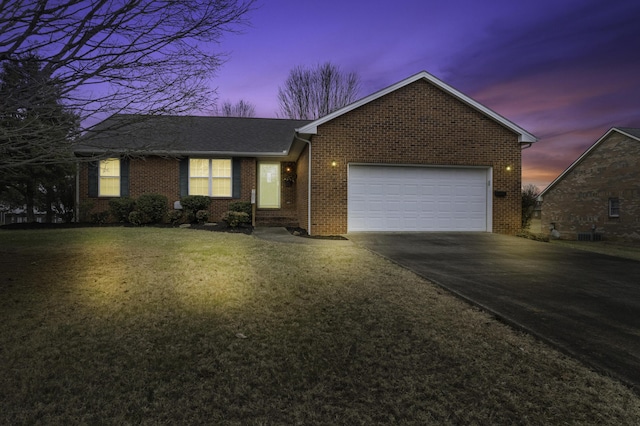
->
[608, 197, 620, 218]
[99, 158, 120, 197]
[189, 158, 232, 197]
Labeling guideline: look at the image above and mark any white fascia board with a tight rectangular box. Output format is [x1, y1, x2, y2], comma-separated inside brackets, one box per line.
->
[539, 127, 639, 196]
[296, 71, 538, 143]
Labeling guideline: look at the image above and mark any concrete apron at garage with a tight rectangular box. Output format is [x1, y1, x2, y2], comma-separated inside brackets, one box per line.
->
[348, 232, 640, 392]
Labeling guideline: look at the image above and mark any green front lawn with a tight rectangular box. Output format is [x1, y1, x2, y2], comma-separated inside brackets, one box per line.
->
[1, 228, 639, 424]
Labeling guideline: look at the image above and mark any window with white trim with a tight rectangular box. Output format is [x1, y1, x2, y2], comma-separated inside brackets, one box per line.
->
[609, 198, 620, 218]
[189, 159, 232, 197]
[99, 158, 120, 197]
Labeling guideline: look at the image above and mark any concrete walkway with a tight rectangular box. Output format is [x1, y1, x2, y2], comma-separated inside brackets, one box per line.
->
[348, 232, 640, 392]
[252, 227, 352, 245]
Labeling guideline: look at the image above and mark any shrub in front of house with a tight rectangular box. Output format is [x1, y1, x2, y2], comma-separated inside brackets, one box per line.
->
[195, 209, 208, 224]
[229, 201, 252, 220]
[128, 211, 144, 226]
[223, 211, 250, 228]
[167, 210, 183, 225]
[180, 195, 212, 223]
[108, 197, 136, 223]
[134, 193, 168, 224]
[90, 210, 110, 224]
[79, 200, 95, 222]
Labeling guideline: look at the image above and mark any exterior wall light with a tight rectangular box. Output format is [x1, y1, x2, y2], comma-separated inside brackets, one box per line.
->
[506, 165, 512, 171]
[331, 161, 337, 167]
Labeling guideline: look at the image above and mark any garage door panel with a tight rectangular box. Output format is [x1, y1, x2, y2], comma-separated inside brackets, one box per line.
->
[348, 165, 488, 232]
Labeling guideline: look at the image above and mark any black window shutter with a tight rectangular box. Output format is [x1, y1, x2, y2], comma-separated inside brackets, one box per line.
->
[179, 157, 189, 197]
[232, 158, 241, 198]
[88, 161, 98, 197]
[120, 158, 130, 197]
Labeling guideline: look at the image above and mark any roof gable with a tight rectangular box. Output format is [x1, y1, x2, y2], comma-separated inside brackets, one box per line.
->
[540, 127, 640, 196]
[296, 71, 537, 143]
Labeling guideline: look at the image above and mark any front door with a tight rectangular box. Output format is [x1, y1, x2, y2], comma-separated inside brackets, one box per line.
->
[258, 162, 280, 208]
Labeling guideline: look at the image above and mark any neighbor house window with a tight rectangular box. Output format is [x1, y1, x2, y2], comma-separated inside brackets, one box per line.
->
[609, 198, 620, 218]
[99, 158, 120, 197]
[189, 159, 232, 197]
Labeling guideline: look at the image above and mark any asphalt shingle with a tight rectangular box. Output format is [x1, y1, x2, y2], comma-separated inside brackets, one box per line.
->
[75, 114, 311, 155]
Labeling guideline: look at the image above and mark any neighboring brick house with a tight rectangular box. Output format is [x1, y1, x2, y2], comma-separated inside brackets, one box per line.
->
[75, 71, 537, 235]
[539, 127, 640, 241]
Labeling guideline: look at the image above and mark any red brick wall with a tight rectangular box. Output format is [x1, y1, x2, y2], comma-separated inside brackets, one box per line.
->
[296, 145, 310, 229]
[541, 131, 640, 240]
[130, 157, 181, 200]
[307, 79, 522, 235]
[78, 157, 256, 223]
[280, 162, 297, 214]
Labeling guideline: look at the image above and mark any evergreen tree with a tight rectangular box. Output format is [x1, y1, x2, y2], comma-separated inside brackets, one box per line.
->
[0, 56, 78, 222]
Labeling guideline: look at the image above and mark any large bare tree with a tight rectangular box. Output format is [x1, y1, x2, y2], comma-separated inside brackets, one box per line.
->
[0, 0, 255, 169]
[277, 62, 361, 120]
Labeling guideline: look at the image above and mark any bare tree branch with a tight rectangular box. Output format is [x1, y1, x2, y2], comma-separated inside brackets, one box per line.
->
[277, 62, 361, 120]
[0, 0, 255, 170]
[217, 99, 256, 117]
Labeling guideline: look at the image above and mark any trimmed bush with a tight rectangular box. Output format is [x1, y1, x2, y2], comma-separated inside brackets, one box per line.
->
[109, 197, 136, 223]
[223, 211, 250, 227]
[135, 193, 168, 224]
[167, 210, 183, 225]
[196, 210, 209, 224]
[128, 211, 144, 226]
[229, 201, 252, 220]
[90, 210, 110, 225]
[180, 195, 211, 223]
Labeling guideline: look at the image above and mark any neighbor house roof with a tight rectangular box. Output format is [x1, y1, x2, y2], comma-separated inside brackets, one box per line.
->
[296, 70, 538, 143]
[74, 114, 311, 156]
[539, 127, 640, 197]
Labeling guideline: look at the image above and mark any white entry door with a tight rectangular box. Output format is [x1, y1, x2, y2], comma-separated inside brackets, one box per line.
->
[348, 165, 490, 232]
[258, 162, 280, 208]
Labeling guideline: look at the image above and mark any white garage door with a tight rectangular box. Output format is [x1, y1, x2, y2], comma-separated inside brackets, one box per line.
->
[348, 165, 489, 232]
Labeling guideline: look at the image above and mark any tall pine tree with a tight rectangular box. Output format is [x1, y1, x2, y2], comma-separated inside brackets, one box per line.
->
[0, 56, 78, 222]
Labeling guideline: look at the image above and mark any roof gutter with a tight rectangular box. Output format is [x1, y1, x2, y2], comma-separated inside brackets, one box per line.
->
[294, 133, 312, 236]
[73, 149, 290, 157]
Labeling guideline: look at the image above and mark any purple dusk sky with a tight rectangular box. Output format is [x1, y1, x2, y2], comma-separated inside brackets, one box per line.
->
[210, 0, 640, 189]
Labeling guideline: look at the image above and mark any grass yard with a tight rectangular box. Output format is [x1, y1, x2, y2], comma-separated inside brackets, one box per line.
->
[1, 228, 639, 424]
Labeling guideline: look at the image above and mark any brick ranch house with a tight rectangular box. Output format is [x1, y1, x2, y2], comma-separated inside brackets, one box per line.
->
[539, 127, 640, 241]
[75, 71, 537, 236]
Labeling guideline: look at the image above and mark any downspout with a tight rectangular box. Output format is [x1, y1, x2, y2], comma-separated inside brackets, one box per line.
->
[294, 134, 312, 236]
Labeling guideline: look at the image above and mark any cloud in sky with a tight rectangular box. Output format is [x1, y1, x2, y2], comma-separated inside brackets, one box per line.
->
[438, 0, 640, 188]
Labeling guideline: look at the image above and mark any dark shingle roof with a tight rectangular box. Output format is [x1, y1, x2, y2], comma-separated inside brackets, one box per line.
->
[617, 127, 640, 139]
[75, 114, 311, 156]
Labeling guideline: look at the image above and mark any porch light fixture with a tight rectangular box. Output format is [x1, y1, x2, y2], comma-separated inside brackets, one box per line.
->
[506, 165, 512, 171]
[331, 161, 337, 167]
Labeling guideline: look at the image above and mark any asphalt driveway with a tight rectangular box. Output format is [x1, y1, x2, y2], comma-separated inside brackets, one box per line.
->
[348, 232, 640, 392]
